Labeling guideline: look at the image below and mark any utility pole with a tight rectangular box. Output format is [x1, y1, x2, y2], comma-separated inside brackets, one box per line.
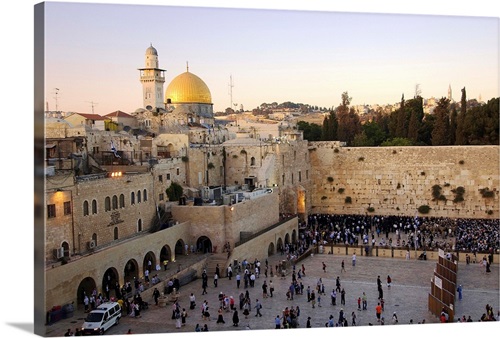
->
[228, 74, 234, 111]
[53, 88, 60, 112]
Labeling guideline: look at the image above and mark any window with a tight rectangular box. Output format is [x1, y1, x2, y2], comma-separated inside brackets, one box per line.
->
[282, 174, 285, 185]
[119, 194, 125, 208]
[47, 204, 56, 218]
[250, 157, 256, 166]
[83, 201, 89, 216]
[114, 227, 118, 240]
[159, 193, 164, 201]
[166, 173, 171, 181]
[159, 175, 163, 183]
[137, 190, 142, 203]
[137, 219, 142, 232]
[176, 168, 180, 175]
[105, 197, 111, 211]
[299, 171, 302, 182]
[306, 170, 309, 180]
[64, 201, 71, 215]
[131, 192, 135, 205]
[112, 195, 118, 210]
[292, 173, 294, 184]
[143, 189, 148, 202]
[92, 200, 97, 214]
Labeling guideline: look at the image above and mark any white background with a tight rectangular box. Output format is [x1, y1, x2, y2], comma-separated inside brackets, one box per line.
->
[0, 1, 498, 337]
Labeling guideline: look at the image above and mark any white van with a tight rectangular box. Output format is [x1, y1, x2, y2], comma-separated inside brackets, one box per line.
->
[82, 302, 122, 335]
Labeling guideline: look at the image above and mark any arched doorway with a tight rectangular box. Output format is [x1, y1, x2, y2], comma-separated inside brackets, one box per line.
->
[285, 233, 290, 245]
[62, 241, 70, 258]
[160, 245, 172, 269]
[143, 251, 156, 273]
[123, 259, 139, 284]
[292, 229, 297, 244]
[267, 242, 275, 256]
[196, 236, 212, 254]
[174, 240, 185, 256]
[276, 237, 284, 254]
[77, 277, 97, 305]
[102, 268, 119, 299]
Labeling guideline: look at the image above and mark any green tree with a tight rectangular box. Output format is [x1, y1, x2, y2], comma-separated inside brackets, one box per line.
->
[166, 182, 184, 201]
[380, 137, 413, 146]
[336, 92, 361, 145]
[297, 121, 322, 141]
[406, 96, 424, 143]
[431, 97, 451, 145]
[395, 94, 408, 138]
[353, 121, 387, 146]
[455, 87, 467, 145]
[321, 111, 338, 141]
[449, 105, 457, 145]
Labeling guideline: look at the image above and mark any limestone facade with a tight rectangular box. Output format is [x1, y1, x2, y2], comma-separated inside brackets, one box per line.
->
[309, 144, 499, 218]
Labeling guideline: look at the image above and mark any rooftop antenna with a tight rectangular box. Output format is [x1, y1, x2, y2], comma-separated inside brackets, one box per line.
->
[228, 74, 234, 111]
[86, 101, 99, 114]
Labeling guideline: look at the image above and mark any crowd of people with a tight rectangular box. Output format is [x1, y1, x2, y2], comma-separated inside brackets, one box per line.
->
[302, 213, 499, 254]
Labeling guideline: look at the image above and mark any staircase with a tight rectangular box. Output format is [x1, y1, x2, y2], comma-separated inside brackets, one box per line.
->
[204, 253, 229, 278]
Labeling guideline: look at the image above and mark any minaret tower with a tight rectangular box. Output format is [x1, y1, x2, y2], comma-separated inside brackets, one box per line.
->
[138, 44, 166, 110]
[448, 84, 452, 101]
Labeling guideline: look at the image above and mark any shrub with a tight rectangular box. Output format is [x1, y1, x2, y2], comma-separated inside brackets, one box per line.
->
[166, 182, 184, 201]
[459, 160, 465, 165]
[397, 183, 401, 189]
[345, 196, 352, 204]
[321, 196, 327, 200]
[480, 187, 495, 198]
[232, 154, 238, 159]
[487, 210, 493, 215]
[181, 156, 189, 162]
[418, 205, 431, 214]
[338, 188, 345, 194]
[334, 148, 340, 153]
[327, 176, 334, 182]
[367, 207, 375, 212]
[358, 157, 365, 161]
[207, 162, 215, 169]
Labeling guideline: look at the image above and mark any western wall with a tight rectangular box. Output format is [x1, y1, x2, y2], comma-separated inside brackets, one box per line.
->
[308, 144, 499, 218]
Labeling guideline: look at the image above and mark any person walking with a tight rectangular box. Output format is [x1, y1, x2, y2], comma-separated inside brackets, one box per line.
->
[181, 308, 188, 326]
[236, 273, 241, 288]
[310, 291, 316, 308]
[387, 275, 392, 288]
[322, 262, 327, 273]
[306, 316, 312, 328]
[331, 289, 337, 305]
[232, 310, 240, 327]
[457, 284, 463, 300]
[352, 252, 356, 266]
[351, 311, 357, 326]
[269, 280, 274, 297]
[262, 280, 268, 298]
[216, 307, 225, 324]
[214, 273, 218, 288]
[254, 299, 263, 317]
[362, 292, 367, 310]
[341, 260, 346, 273]
[375, 303, 382, 322]
[340, 288, 346, 306]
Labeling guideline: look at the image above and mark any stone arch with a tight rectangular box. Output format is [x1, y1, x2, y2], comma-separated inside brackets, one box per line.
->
[276, 237, 284, 253]
[196, 236, 213, 254]
[143, 251, 156, 273]
[123, 259, 139, 284]
[284, 233, 291, 245]
[102, 267, 119, 298]
[174, 239, 185, 256]
[62, 241, 70, 258]
[77, 277, 97, 305]
[292, 229, 297, 244]
[160, 245, 173, 267]
[267, 242, 275, 256]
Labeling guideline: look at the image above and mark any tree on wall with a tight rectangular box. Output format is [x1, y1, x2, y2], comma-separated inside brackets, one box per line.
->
[166, 182, 184, 201]
[455, 87, 467, 145]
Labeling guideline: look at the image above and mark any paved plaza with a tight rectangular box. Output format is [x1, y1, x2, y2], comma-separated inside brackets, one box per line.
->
[44, 251, 499, 337]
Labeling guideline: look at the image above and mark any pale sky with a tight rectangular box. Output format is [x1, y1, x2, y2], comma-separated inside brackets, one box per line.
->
[42, 0, 499, 115]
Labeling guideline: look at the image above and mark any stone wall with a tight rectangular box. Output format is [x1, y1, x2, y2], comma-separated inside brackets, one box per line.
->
[45, 222, 191, 312]
[309, 144, 499, 218]
[171, 192, 280, 250]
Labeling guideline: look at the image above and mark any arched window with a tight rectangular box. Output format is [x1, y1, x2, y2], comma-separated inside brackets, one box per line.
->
[137, 190, 142, 203]
[131, 192, 135, 205]
[92, 200, 97, 214]
[92, 233, 97, 246]
[119, 194, 125, 208]
[114, 227, 119, 240]
[112, 195, 118, 210]
[105, 197, 111, 211]
[83, 200, 89, 216]
[143, 189, 148, 202]
[250, 157, 256, 166]
[137, 219, 142, 232]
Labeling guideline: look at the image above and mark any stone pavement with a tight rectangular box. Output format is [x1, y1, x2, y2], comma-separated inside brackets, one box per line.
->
[44, 251, 499, 336]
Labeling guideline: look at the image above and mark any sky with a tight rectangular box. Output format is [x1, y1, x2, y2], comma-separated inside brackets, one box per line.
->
[41, 0, 499, 115]
[0, 1, 499, 338]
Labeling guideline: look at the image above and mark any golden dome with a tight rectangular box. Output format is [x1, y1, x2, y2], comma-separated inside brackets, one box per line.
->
[165, 71, 212, 104]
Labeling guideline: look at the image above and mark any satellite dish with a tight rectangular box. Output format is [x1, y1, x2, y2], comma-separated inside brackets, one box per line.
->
[146, 105, 153, 111]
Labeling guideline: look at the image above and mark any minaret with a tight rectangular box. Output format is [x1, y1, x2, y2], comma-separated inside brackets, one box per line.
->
[138, 44, 166, 110]
[448, 84, 452, 101]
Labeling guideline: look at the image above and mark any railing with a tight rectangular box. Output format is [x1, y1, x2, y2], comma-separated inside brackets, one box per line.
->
[234, 215, 297, 247]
